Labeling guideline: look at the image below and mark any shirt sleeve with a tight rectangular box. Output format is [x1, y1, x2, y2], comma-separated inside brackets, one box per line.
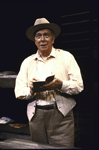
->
[14, 59, 34, 100]
[59, 52, 84, 95]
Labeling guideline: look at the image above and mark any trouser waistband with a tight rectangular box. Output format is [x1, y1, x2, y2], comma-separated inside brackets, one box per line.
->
[36, 104, 57, 110]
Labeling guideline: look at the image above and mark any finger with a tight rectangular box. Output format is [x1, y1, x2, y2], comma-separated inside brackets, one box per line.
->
[40, 81, 55, 91]
[32, 78, 39, 82]
[29, 85, 34, 89]
[29, 85, 33, 89]
[40, 80, 54, 88]
[30, 88, 33, 95]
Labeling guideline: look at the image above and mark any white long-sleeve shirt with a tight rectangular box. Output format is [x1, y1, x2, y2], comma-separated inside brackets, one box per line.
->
[14, 47, 84, 105]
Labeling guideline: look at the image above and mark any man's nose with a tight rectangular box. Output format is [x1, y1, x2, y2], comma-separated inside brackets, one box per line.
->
[40, 35, 45, 41]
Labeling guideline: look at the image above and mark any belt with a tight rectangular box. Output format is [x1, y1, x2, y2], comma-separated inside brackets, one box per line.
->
[36, 104, 55, 110]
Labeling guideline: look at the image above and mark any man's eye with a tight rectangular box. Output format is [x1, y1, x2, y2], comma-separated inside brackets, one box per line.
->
[36, 34, 41, 38]
[35, 33, 50, 38]
[44, 33, 50, 37]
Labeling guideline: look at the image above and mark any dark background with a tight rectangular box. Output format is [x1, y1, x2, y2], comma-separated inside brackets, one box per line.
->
[0, 0, 98, 149]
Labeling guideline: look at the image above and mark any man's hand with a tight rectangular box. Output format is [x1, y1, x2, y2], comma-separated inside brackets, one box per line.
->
[40, 78, 63, 91]
[29, 78, 39, 95]
[29, 84, 34, 95]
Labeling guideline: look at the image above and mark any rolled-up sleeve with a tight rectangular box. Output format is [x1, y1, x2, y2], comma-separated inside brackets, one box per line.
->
[14, 59, 33, 100]
[60, 53, 84, 95]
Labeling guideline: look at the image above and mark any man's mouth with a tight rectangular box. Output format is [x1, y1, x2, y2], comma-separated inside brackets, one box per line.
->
[40, 43, 47, 46]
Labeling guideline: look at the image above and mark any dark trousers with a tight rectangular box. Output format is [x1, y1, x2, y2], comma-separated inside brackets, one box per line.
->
[29, 106, 74, 147]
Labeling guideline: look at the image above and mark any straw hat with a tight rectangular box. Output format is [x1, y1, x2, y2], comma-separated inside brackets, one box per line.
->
[26, 18, 61, 41]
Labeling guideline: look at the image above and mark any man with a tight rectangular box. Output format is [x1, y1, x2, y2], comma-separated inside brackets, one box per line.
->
[14, 18, 84, 147]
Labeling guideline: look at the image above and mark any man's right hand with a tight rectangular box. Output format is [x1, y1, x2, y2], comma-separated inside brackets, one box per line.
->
[29, 84, 34, 95]
[29, 78, 39, 95]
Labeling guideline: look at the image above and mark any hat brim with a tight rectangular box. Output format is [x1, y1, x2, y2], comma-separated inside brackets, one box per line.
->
[26, 23, 61, 41]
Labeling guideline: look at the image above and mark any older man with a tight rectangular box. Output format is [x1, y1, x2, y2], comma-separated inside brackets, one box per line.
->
[14, 18, 84, 147]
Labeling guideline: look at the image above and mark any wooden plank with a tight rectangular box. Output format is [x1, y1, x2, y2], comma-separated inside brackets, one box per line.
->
[0, 75, 17, 88]
[0, 138, 80, 149]
[0, 132, 30, 140]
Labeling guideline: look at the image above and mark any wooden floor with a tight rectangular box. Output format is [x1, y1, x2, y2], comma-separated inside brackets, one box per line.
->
[0, 138, 80, 149]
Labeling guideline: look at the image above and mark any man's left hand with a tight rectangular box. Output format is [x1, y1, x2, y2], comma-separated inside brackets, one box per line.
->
[40, 78, 63, 91]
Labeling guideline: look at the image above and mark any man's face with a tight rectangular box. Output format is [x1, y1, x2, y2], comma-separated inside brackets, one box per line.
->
[34, 29, 55, 54]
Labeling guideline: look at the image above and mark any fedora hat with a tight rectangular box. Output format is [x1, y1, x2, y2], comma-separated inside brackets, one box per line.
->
[26, 18, 61, 41]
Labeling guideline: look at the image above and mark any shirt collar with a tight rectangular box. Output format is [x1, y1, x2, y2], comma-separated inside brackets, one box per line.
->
[34, 47, 56, 60]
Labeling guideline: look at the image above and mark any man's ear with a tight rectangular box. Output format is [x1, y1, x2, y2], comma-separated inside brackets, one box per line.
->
[52, 35, 55, 44]
[34, 38, 37, 46]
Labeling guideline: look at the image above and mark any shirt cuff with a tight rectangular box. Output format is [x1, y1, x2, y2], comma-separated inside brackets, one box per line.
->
[25, 87, 33, 100]
[61, 81, 67, 90]
[58, 81, 68, 93]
